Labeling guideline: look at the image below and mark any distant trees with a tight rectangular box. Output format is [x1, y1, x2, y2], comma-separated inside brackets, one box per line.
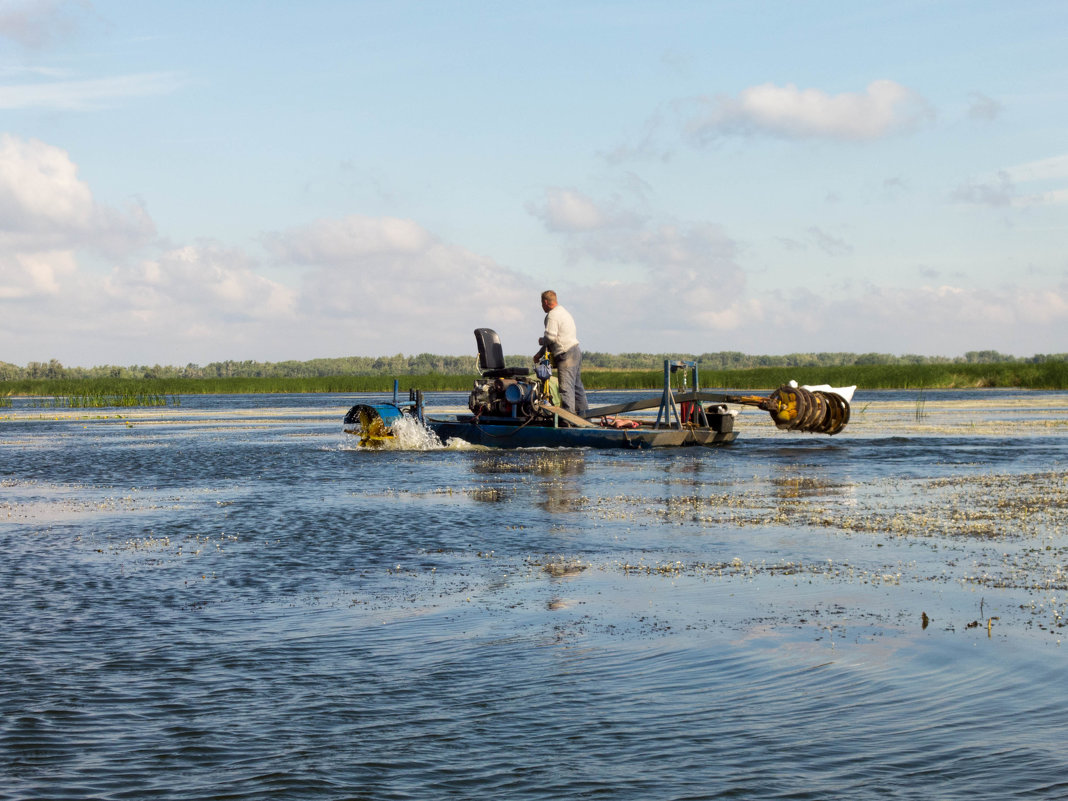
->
[2, 350, 1066, 382]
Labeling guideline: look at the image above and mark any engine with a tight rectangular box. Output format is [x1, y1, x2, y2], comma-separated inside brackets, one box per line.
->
[468, 376, 543, 418]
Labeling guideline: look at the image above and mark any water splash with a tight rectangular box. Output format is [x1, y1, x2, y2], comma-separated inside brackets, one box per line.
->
[339, 412, 482, 451]
[389, 414, 444, 450]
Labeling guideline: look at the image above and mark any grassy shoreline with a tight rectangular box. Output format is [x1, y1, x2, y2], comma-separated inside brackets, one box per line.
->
[2, 360, 1067, 398]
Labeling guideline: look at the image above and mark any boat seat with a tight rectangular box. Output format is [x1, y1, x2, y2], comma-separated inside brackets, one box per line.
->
[474, 328, 530, 379]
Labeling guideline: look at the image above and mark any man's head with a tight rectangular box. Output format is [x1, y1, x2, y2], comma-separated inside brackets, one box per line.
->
[540, 290, 557, 312]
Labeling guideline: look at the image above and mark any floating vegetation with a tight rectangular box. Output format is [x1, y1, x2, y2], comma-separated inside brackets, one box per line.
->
[584, 470, 1068, 541]
[530, 555, 590, 578]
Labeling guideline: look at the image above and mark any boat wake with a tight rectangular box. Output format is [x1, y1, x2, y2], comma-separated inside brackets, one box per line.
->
[387, 415, 443, 449]
[342, 413, 479, 451]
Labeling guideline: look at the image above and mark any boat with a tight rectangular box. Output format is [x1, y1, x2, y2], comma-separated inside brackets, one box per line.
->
[344, 328, 854, 449]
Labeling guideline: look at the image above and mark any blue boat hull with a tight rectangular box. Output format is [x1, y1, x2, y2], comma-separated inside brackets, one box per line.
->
[427, 417, 736, 449]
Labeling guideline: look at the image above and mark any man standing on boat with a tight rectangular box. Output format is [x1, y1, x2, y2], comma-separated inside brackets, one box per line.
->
[536, 290, 588, 417]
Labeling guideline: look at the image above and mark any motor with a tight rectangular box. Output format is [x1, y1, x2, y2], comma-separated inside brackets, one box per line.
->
[468, 376, 541, 417]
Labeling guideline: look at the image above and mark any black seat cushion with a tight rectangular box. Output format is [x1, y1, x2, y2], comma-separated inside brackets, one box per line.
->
[474, 328, 530, 377]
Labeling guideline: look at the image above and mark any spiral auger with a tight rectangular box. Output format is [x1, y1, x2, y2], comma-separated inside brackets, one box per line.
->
[731, 385, 851, 435]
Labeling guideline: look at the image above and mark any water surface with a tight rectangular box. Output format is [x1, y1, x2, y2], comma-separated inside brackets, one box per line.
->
[2, 390, 1067, 799]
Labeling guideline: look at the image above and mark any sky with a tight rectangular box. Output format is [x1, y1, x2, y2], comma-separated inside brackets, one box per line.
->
[1, 0, 1066, 367]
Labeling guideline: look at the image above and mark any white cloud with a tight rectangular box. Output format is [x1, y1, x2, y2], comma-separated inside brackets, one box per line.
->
[0, 249, 75, 298]
[0, 173, 540, 362]
[1001, 153, 1068, 205]
[1, 242, 302, 364]
[266, 214, 538, 357]
[0, 134, 155, 301]
[264, 214, 435, 264]
[527, 188, 751, 349]
[0, 133, 92, 230]
[2, 129, 1063, 365]
[953, 153, 1068, 208]
[1004, 153, 1068, 184]
[527, 189, 608, 232]
[807, 226, 853, 257]
[107, 244, 296, 320]
[585, 222, 737, 278]
[527, 188, 646, 233]
[573, 279, 762, 350]
[0, 134, 154, 249]
[550, 281, 1067, 358]
[0, 0, 90, 49]
[968, 92, 1003, 122]
[0, 72, 185, 110]
[686, 79, 930, 143]
[951, 171, 1015, 207]
[741, 283, 1068, 356]
[527, 185, 1068, 357]
[530, 187, 741, 294]
[0, 64, 68, 79]
[1013, 189, 1068, 207]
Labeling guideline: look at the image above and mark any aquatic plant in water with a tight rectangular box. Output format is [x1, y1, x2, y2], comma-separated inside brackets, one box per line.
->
[29, 393, 181, 409]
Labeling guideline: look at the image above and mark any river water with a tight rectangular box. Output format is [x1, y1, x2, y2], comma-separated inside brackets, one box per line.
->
[2, 390, 1067, 800]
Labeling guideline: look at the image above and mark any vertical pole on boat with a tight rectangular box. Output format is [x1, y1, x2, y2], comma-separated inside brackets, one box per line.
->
[692, 362, 708, 427]
[654, 360, 668, 428]
[392, 379, 399, 405]
[654, 360, 682, 429]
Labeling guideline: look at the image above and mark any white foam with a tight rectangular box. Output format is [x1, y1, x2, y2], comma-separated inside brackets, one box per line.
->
[385, 414, 445, 450]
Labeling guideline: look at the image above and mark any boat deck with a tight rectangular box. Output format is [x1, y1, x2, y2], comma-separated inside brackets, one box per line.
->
[427, 414, 736, 449]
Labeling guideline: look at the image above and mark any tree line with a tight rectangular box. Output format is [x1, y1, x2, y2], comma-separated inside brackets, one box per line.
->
[3, 350, 1067, 382]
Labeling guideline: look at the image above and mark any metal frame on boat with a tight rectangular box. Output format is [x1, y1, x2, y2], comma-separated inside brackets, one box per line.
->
[427, 357, 738, 449]
[343, 328, 854, 449]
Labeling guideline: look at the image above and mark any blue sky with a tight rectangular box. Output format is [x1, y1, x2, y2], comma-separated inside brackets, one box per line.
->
[1, 1, 1066, 366]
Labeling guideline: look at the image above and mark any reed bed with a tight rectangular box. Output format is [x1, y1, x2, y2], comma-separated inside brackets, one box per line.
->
[587, 361, 1068, 390]
[595, 361, 1068, 391]
[2, 360, 1067, 396]
[27, 393, 179, 409]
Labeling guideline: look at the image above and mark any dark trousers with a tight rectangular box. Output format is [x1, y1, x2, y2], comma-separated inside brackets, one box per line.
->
[555, 346, 588, 416]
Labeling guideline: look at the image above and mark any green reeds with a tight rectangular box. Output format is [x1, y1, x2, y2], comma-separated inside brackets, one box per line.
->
[3, 376, 471, 396]
[28, 393, 180, 409]
[915, 389, 928, 421]
[2, 360, 1067, 396]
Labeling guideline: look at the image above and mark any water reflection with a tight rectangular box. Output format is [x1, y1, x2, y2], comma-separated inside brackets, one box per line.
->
[539, 558, 587, 616]
[768, 462, 837, 500]
[465, 451, 588, 514]
[468, 451, 587, 477]
[539, 458, 587, 514]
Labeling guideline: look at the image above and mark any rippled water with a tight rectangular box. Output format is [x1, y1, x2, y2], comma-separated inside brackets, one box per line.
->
[3, 390, 1068, 800]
